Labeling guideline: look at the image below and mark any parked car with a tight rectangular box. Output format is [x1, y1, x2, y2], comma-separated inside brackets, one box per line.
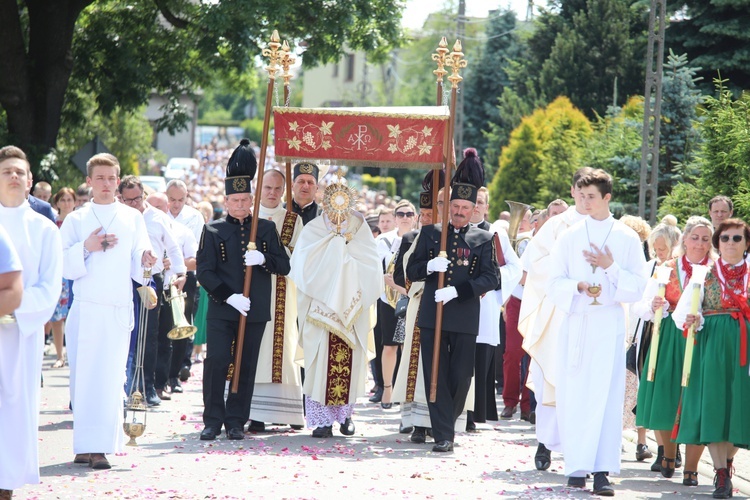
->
[164, 157, 199, 182]
[140, 175, 167, 193]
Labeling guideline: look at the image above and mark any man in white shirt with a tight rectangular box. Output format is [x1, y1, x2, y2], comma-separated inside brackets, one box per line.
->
[119, 176, 186, 407]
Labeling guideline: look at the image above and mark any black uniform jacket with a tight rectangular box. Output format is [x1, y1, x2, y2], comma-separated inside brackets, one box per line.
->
[406, 223, 499, 335]
[290, 200, 320, 226]
[197, 215, 290, 323]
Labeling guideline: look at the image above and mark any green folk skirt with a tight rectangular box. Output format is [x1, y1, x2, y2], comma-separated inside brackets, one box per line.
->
[676, 314, 750, 447]
[636, 319, 685, 431]
[193, 286, 208, 346]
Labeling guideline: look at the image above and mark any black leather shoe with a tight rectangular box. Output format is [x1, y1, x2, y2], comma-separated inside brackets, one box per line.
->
[432, 440, 454, 452]
[713, 468, 732, 499]
[683, 471, 699, 487]
[593, 472, 614, 496]
[636, 443, 653, 461]
[411, 427, 426, 444]
[369, 387, 383, 403]
[399, 422, 414, 434]
[528, 411, 536, 425]
[500, 405, 516, 420]
[247, 420, 265, 432]
[340, 418, 355, 436]
[566, 476, 586, 488]
[651, 445, 664, 472]
[466, 420, 477, 432]
[312, 425, 333, 438]
[200, 427, 219, 441]
[520, 411, 531, 422]
[534, 443, 552, 471]
[145, 390, 161, 407]
[661, 457, 676, 478]
[169, 378, 183, 394]
[178, 366, 190, 382]
[226, 427, 245, 440]
[675, 445, 682, 469]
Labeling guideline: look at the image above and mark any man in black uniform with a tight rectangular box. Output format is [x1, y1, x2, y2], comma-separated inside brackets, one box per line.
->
[406, 163, 498, 453]
[290, 162, 322, 225]
[197, 140, 291, 441]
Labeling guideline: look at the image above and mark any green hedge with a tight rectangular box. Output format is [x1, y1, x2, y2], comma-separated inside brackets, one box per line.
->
[361, 173, 396, 197]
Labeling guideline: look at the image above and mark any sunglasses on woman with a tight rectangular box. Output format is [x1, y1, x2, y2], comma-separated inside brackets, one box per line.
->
[395, 211, 415, 218]
[720, 234, 744, 243]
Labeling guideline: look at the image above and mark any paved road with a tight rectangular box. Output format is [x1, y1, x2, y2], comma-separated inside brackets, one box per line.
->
[14, 352, 750, 499]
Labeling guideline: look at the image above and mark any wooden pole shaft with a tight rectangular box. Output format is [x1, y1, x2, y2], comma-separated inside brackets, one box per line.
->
[284, 84, 293, 211]
[231, 77, 275, 394]
[429, 86, 458, 403]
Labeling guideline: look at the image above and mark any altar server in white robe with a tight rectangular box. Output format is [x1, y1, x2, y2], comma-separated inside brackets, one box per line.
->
[547, 169, 647, 495]
[0, 146, 62, 496]
[61, 153, 156, 470]
[248, 169, 305, 430]
[517, 167, 591, 470]
[290, 175, 382, 438]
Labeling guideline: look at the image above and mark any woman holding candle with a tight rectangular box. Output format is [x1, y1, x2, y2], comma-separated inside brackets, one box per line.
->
[673, 218, 750, 499]
[635, 216, 713, 484]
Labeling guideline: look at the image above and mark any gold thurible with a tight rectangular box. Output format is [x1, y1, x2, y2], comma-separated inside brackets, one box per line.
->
[432, 36, 449, 83]
[446, 39, 467, 89]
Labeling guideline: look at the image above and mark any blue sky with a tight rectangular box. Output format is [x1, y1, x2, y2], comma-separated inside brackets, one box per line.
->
[402, 0, 536, 29]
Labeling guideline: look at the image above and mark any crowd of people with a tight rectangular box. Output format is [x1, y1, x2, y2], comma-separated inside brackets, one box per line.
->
[1, 137, 749, 500]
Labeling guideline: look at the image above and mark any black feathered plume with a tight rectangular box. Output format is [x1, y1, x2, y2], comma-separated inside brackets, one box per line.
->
[226, 138, 257, 181]
[451, 147, 484, 188]
[422, 169, 446, 192]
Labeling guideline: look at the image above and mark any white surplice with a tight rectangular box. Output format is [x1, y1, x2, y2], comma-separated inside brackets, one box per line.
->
[547, 215, 647, 476]
[0, 202, 62, 490]
[60, 201, 152, 454]
[290, 212, 381, 426]
[249, 204, 305, 426]
[517, 206, 587, 450]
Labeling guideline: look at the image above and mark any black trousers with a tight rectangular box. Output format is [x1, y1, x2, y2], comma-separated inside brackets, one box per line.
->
[202, 319, 265, 431]
[420, 327, 476, 443]
[472, 343, 498, 422]
[169, 272, 197, 379]
[371, 299, 385, 388]
[142, 273, 163, 392]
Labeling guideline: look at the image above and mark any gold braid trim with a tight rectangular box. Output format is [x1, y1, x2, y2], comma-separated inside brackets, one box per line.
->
[280, 211, 297, 248]
[274, 107, 450, 121]
[307, 309, 362, 351]
[226, 338, 236, 381]
[325, 332, 353, 406]
[271, 276, 287, 383]
[405, 306, 421, 402]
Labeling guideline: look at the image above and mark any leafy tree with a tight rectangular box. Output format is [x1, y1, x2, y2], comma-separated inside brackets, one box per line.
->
[660, 79, 750, 221]
[667, 0, 750, 92]
[487, 96, 591, 217]
[488, 121, 541, 218]
[0, 0, 404, 177]
[462, 9, 523, 165]
[539, 0, 648, 119]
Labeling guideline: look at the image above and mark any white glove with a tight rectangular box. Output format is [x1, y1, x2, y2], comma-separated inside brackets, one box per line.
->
[426, 256, 450, 274]
[435, 286, 458, 304]
[244, 250, 266, 267]
[226, 293, 251, 316]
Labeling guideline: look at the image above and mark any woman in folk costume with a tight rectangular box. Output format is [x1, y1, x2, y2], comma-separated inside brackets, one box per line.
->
[290, 173, 382, 438]
[635, 216, 712, 485]
[673, 218, 750, 499]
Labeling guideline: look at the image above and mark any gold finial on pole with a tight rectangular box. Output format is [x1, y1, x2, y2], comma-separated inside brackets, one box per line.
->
[446, 39, 467, 89]
[280, 40, 296, 86]
[432, 36, 449, 83]
[262, 29, 283, 80]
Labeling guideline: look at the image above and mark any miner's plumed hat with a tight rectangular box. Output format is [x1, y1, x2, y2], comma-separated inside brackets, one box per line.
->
[225, 139, 257, 195]
[450, 148, 484, 204]
[293, 162, 320, 182]
[419, 169, 446, 209]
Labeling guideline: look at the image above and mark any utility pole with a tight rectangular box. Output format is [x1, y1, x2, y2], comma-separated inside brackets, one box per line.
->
[526, 0, 534, 21]
[455, 0, 466, 155]
[638, 0, 666, 225]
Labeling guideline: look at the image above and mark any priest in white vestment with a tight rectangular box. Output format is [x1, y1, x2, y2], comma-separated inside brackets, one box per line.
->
[290, 176, 382, 437]
[249, 170, 305, 430]
[516, 167, 591, 469]
[546, 169, 647, 494]
[61, 153, 156, 470]
[0, 146, 63, 495]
